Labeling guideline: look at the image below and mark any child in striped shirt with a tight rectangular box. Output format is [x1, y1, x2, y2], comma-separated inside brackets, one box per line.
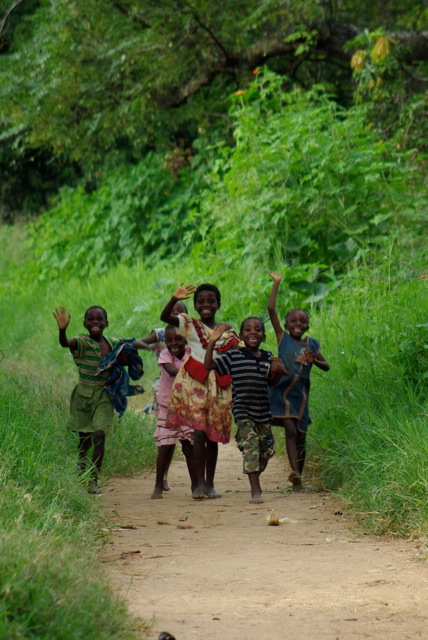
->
[204, 317, 287, 503]
[54, 305, 147, 494]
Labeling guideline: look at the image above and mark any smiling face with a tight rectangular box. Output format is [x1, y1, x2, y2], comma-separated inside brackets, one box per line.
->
[284, 309, 309, 341]
[83, 307, 108, 340]
[239, 317, 265, 352]
[172, 301, 187, 316]
[194, 289, 219, 324]
[165, 326, 187, 359]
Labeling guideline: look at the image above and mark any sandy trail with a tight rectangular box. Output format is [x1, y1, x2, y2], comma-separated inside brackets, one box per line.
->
[100, 444, 428, 640]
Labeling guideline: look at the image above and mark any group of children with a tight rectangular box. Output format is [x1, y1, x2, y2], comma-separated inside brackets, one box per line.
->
[54, 273, 329, 501]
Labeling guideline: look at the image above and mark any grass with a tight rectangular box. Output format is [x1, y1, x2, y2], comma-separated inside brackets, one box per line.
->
[0, 375, 150, 639]
[308, 271, 428, 538]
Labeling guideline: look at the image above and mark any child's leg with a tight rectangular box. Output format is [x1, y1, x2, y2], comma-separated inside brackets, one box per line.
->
[258, 423, 275, 475]
[152, 445, 175, 499]
[248, 472, 263, 504]
[296, 430, 307, 475]
[162, 445, 175, 491]
[78, 432, 92, 473]
[181, 440, 197, 492]
[283, 419, 302, 486]
[205, 438, 220, 499]
[236, 420, 264, 503]
[91, 429, 106, 479]
[83, 429, 105, 495]
[192, 429, 207, 499]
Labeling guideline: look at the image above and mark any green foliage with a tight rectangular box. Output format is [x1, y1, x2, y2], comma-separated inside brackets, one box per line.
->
[309, 272, 428, 536]
[0, 379, 148, 639]
[2, 0, 426, 220]
[393, 321, 428, 395]
[348, 29, 428, 150]
[200, 71, 426, 285]
[25, 70, 426, 296]
[0, 532, 146, 639]
[28, 150, 209, 279]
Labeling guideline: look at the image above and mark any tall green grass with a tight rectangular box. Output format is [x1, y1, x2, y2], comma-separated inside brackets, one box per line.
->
[309, 271, 428, 537]
[0, 376, 149, 639]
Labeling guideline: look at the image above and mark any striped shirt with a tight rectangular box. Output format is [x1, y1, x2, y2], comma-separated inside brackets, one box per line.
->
[71, 335, 121, 386]
[214, 348, 273, 422]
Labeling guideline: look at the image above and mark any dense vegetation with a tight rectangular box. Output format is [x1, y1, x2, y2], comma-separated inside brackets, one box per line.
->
[1, 1, 427, 637]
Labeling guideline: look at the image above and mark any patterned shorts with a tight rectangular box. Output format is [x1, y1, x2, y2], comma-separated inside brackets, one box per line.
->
[235, 419, 275, 474]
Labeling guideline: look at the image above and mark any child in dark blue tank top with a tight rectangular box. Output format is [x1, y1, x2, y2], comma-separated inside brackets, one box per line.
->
[267, 272, 330, 489]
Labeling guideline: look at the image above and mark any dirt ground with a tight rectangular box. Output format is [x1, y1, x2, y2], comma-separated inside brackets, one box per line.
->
[100, 444, 428, 640]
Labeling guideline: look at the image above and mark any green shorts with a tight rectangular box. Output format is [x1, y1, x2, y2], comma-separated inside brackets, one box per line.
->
[67, 383, 114, 434]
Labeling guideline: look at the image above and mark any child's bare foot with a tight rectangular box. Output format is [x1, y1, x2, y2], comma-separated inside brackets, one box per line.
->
[162, 477, 170, 492]
[250, 491, 263, 504]
[88, 481, 102, 495]
[151, 486, 163, 499]
[205, 486, 221, 499]
[192, 484, 206, 500]
[288, 471, 302, 487]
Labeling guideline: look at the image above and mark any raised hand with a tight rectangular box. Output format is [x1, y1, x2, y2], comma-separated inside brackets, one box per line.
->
[173, 283, 197, 300]
[209, 323, 228, 344]
[53, 306, 71, 330]
[268, 271, 283, 284]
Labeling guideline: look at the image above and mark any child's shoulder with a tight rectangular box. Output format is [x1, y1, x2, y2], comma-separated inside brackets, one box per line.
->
[158, 347, 173, 363]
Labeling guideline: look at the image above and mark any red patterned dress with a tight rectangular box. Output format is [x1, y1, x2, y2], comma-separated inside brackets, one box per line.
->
[165, 314, 240, 444]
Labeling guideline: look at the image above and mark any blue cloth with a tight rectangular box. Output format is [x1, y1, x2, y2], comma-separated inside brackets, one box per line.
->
[97, 339, 144, 420]
[268, 333, 320, 432]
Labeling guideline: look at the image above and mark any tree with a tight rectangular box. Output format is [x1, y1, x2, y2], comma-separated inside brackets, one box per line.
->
[0, 0, 427, 218]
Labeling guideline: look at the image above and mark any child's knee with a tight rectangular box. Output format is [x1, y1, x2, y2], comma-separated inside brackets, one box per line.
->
[92, 430, 106, 446]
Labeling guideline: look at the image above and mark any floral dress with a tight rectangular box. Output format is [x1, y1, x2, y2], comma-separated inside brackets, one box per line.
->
[166, 314, 240, 444]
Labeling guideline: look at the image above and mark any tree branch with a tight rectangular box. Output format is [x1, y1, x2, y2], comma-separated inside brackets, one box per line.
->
[178, 0, 231, 62]
[158, 22, 428, 108]
[0, 0, 25, 38]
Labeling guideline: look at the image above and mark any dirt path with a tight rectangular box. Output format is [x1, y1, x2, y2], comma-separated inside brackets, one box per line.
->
[100, 445, 428, 640]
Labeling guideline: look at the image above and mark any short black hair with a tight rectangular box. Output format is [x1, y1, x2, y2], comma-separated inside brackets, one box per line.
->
[84, 306, 108, 321]
[193, 283, 221, 306]
[285, 308, 309, 323]
[164, 324, 178, 336]
[239, 316, 266, 336]
[173, 300, 188, 313]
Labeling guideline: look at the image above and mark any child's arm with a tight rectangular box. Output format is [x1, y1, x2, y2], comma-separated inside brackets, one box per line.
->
[203, 324, 228, 370]
[305, 348, 330, 372]
[132, 339, 151, 349]
[138, 331, 159, 346]
[163, 363, 180, 377]
[267, 272, 284, 345]
[53, 307, 77, 350]
[160, 283, 196, 326]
